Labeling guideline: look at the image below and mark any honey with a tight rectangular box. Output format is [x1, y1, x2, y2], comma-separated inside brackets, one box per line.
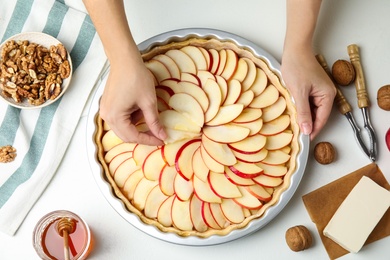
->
[33, 210, 92, 260]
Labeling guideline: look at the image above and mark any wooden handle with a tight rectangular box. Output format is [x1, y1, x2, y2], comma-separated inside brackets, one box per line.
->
[315, 54, 352, 115]
[347, 44, 370, 108]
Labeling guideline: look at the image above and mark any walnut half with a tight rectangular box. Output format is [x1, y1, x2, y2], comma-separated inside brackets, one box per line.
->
[0, 145, 17, 163]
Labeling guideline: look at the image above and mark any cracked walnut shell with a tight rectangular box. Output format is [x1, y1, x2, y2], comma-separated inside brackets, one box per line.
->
[377, 85, 390, 111]
[332, 59, 356, 86]
[285, 225, 313, 252]
[314, 142, 335, 164]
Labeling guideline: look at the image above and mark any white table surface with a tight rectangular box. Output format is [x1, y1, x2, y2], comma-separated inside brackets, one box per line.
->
[1, 0, 390, 259]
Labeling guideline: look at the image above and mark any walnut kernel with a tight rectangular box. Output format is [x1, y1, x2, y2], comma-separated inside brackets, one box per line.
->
[0, 145, 17, 163]
[314, 142, 335, 164]
[285, 225, 313, 252]
[332, 59, 356, 86]
[377, 85, 390, 111]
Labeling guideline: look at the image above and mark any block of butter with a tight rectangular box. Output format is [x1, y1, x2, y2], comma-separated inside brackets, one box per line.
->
[323, 176, 390, 253]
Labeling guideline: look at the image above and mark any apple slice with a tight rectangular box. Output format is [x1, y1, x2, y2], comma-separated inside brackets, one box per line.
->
[108, 152, 131, 176]
[160, 79, 180, 93]
[259, 114, 290, 136]
[190, 194, 208, 232]
[102, 129, 123, 152]
[114, 158, 139, 188]
[233, 148, 268, 163]
[220, 49, 238, 80]
[249, 84, 279, 109]
[215, 75, 228, 103]
[223, 79, 242, 105]
[228, 134, 267, 154]
[231, 58, 249, 82]
[152, 54, 181, 79]
[144, 185, 169, 219]
[235, 90, 254, 107]
[198, 47, 211, 70]
[256, 162, 287, 177]
[216, 49, 227, 76]
[386, 128, 390, 151]
[209, 49, 220, 74]
[133, 144, 159, 166]
[228, 161, 264, 179]
[208, 171, 242, 198]
[162, 138, 192, 166]
[163, 128, 200, 144]
[203, 78, 222, 122]
[202, 202, 221, 229]
[262, 96, 287, 122]
[104, 143, 136, 163]
[241, 58, 257, 91]
[280, 145, 292, 154]
[174, 172, 194, 201]
[209, 203, 229, 229]
[246, 184, 272, 202]
[192, 147, 209, 182]
[103, 121, 111, 131]
[157, 97, 170, 112]
[203, 124, 250, 143]
[145, 59, 171, 83]
[133, 177, 158, 211]
[261, 150, 291, 165]
[232, 117, 263, 136]
[206, 104, 244, 126]
[249, 68, 267, 95]
[181, 45, 208, 71]
[165, 49, 196, 74]
[264, 131, 293, 150]
[142, 148, 166, 181]
[159, 165, 177, 196]
[171, 197, 193, 231]
[180, 72, 201, 86]
[220, 199, 245, 224]
[233, 107, 262, 124]
[169, 93, 204, 127]
[201, 135, 236, 166]
[175, 139, 201, 181]
[233, 186, 263, 210]
[193, 175, 222, 203]
[157, 195, 175, 227]
[200, 144, 224, 173]
[197, 70, 216, 87]
[156, 86, 173, 104]
[177, 81, 209, 112]
[252, 174, 283, 188]
[159, 110, 201, 133]
[122, 169, 144, 200]
[224, 166, 255, 186]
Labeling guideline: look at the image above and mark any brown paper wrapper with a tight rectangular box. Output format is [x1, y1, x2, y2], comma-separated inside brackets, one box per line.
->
[302, 163, 390, 259]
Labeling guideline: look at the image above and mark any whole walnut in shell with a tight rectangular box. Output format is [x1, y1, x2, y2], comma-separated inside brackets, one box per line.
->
[314, 142, 335, 164]
[377, 85, 390, 111]
[285, 225, 313, 252]
[332, 59, 356, 86]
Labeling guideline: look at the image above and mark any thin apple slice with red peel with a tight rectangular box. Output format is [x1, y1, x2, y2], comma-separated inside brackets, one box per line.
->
[197, 70, 216, 87]
[215, 75, 228, 103]
[208, 171, 242, 198]
[231, 58, 249, 82]
[259, 114, 290, 136]
[223, 79, 242, 105]
[159, 110, 201, 133]
[171, 197, 193, 231]
[201, 135, 236, 166]
[133, 178, 158, 211]
[122, 169, 144, 200]
[104, 143, 136, 163]
[160, 79, 181, 93]
[220, 199, 245, 224]
[280, 145, 292, 154]
[169, 93, 204, 127]
[102, 129, 123, 152]
[145, 59, 171, 83]
[262, 96, 287, 122]
[232, 117, 263, 136]
[264, 131, 293, 150]
[233, 186, 263, 210]
[109, 152, 132, 176]
[249, 68, 267, 95]
[180, 72, 201, 86]
[209, 49, 220, 74]
[241, 58, 257, 91]
[261, 150, 291, 165]
[228, 134, 267, 154]
[252, 175, 283, 188]
[229, 161, 264, 179]
[202, 202, 221, 229]
[181, 45, 208, 71]
[144, 185, 169, 219]
[175, 139, 201, 181]
[157, 195, 175, 227]
[221, 49, 238, 80]
[200, 144, 224, 173]
[142, 148, 166, 181]
[203, 124, 250, 143]
[209, 203, 229, 229]
[133, 144, 159, 166]
[386, 128, 390, 151]
[199, 47, 211, 70]
[203, 79, 222, 122]
[249, 84, 279, 109]
[216, 49, 227, 76]
[192, 147, 209, 182]
[193, 175, 222, 203]
[246, 184, 272, 202]
[235, 90, 254, 107]
[163, 128, 200, 144]
[190, 195, 208, 232]
[114, 158, 139, 188]
[152, 54, 181, 79]
[233, 107, 262, 124]
[155, 87, 172, 104]
[177, 81, 209, 112]
[206, 104, 244, 126]
[174, 173, 194, 201]
[233, 148, 268, 163]
[157, 97, 170, 112]
[162, 138, 193, 166]
[165, 49, 196, 74]
[256, 162, 287, 177]
[224, 166, 255, 186]
[159, 165, 177, 196]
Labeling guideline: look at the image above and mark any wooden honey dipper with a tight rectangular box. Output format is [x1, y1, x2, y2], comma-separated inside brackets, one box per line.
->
[56, 217, 76, 260]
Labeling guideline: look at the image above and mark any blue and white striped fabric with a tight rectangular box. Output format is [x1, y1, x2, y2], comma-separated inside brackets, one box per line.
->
[0, 0, 107, 235]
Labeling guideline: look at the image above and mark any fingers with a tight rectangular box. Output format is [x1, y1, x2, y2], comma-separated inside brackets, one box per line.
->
[141, 102, 167, 141]
[292, 90, 314, 137]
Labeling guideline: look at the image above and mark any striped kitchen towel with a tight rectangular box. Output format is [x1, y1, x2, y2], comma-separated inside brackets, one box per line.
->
[0, 0, 107, 235]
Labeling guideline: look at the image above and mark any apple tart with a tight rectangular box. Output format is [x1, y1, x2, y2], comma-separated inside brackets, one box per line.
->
[94, 37, 300, 238]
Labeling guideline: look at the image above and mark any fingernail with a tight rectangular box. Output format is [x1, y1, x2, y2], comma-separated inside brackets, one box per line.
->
[301, 123, 312, 135]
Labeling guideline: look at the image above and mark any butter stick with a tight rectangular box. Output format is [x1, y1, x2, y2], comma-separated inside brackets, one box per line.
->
[323, 176, 390, 253]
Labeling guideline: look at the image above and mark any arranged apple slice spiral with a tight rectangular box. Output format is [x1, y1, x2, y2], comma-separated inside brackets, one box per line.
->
[95, 38, 300, 238]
